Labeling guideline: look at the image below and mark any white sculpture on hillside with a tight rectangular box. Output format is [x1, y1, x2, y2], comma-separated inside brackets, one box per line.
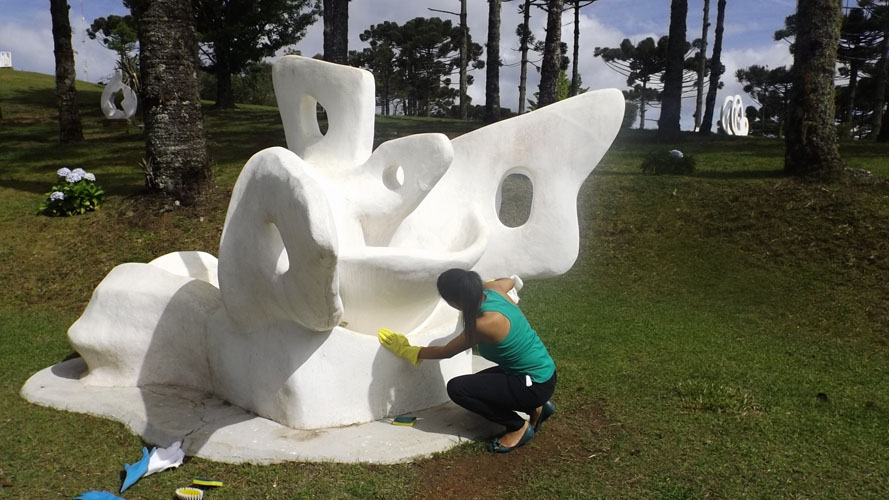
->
[0, 51, 11, 68]
[26, 56, 624, 431]
[720, 94, 749, 136]
[101, 70, 138, 120]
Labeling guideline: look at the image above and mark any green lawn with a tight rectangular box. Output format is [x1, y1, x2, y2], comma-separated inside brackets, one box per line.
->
[1, 69, 888, 499]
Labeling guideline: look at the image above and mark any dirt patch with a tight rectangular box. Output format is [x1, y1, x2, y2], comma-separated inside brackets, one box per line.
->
[411, 401, 612, 499]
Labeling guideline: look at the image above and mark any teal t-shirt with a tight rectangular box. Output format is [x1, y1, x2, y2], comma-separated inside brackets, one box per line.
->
[476, 289, 555, 383]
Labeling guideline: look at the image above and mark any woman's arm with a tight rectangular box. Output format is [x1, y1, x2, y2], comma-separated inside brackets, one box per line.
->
[417, 329, 477, 360]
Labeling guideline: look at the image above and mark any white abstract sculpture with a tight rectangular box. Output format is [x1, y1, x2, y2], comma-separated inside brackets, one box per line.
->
[101, 70, 138, 120]
[0, 51, 11, 68]
[720, 94, 749, 136]
[25, 56, 624, 432]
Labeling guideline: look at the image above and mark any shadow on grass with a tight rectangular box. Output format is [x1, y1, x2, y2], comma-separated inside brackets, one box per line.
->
[690, 169, 786, 179]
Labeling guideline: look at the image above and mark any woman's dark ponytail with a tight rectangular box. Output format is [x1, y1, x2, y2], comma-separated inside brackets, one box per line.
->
[437, 268, 484, 335]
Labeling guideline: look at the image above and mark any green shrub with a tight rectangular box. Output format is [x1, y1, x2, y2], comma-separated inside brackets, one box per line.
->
[38, 167, 106, 216]
[640, 150, 696, 175]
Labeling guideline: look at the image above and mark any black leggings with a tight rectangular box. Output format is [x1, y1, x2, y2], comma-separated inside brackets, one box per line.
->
[447, 366, 557, 432]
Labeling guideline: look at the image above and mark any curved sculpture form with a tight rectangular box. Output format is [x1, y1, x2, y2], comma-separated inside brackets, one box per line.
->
[720, 94, 749, 136]
[101, 71, 138, 120]
[24, 56, 625, 434]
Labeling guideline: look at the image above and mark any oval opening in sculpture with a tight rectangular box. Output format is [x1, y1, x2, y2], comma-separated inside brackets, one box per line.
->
[497, 172, 533, 228]
[316, 102, 329, 136]
[383, 164, 405, 190]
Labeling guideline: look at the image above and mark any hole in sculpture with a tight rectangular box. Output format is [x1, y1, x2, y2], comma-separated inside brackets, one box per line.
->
[497, 173, 532, 228]
[316, 102, 329, 136]
[383, 164, 405, 190]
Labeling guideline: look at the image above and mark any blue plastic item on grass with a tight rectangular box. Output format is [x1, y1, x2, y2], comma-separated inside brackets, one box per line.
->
[120, 446, 153, 493]
[73, 491, 125, 500]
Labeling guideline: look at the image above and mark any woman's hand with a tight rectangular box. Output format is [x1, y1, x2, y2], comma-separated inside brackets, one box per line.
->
[378, 328, 422, 366]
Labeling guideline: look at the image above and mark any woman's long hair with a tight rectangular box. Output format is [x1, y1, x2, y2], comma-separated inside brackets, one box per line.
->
[437, 268, 484, 335]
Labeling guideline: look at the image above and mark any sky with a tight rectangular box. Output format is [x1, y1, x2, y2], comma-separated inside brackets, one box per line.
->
[0, 0, 798, 129]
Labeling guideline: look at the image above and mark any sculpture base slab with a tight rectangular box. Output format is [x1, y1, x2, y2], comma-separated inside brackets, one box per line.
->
[21, 357, 501, 464]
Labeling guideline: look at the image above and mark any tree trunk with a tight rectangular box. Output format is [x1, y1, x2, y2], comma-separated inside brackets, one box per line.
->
[459, 0, 468, 119]
[132, 0, 212, 205]
[323, 0, 349, 65]
[699, 0, 725, 135]
[214, 42, 235, 109]
[843, 61, 859, 130]
[537, 0, 564, 108]
[784, 0, 844, 178]
[570, 0, 581, 96]
[658, 0, 687, 140]
[518, 0, 531, 113]
[50, 0, 83, 144]
[870, 19, 889, 138]
[639, 81, 647, 130]
[694, 0, 710, 131]
[484, 0, 501, 122]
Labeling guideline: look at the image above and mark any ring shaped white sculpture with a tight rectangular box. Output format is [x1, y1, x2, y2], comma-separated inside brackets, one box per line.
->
[101, 70, 138, 120]
[23, 56, 624, 446]
[720, 94, 749, 136]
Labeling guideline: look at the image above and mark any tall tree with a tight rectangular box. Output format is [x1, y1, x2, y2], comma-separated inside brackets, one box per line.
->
[484, 0, 502, 122]
[516, 0, 534, 113]
[658, 0, 688, 140]
[323, 0, 349, 64]
[866, 0, 889, 139]
[50, 0, 83, 143]
[429, 1, 470, 118]
[694, 0, 710, 130]
[568, 0, 598, 96]
[130, 0, 211, 204]
[194, 0, 318, 109]
[595, 37, 670, 129]
[353, 21, 400, 115]
[537, 0, 564, 108]
[736, 64, 792, 136]
[87, 14, 141, 92]
[785, 0, 844, 178]
[699, 0, 725, 135]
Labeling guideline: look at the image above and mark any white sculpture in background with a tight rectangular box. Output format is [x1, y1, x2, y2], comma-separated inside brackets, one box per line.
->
[0, 51, 11, 68]
[24, 56, 624, 432]
[101, 70, 138, 120]
[720, 94, 749, 136]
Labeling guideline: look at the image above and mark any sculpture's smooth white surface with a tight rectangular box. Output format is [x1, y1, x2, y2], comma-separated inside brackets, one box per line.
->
[101, 71, 138, 120]
[24, 56, 624, 441]
[0, 51, 11, 68]
[720, 94, 749, 136]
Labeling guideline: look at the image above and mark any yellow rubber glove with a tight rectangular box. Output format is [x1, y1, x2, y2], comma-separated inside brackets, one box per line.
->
[378, 328, 422, 366]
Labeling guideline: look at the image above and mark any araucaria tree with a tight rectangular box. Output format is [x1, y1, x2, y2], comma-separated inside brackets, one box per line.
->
[595, 37, 669, 129]
[130, 0, 212, 204]
[351, 17, 483, 117]
[537, 0, 564, 108]
[784, 0, 844, 178]
[194, 0, 318, 109]
[658, 0, 688, 140]
[50, 0, 83, 143]
[87, 13, 140, 92]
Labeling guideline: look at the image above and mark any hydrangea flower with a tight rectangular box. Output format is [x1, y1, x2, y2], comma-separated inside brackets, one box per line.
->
[72, 168, 86, 175]
[57, 167, 71, 177]
[84, 172, 96, 182]
[50, 191, 65, 201]
[66, 171, 84, 183]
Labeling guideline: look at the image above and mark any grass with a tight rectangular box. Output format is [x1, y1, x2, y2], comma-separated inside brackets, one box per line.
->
[2, 68, 889, 498]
